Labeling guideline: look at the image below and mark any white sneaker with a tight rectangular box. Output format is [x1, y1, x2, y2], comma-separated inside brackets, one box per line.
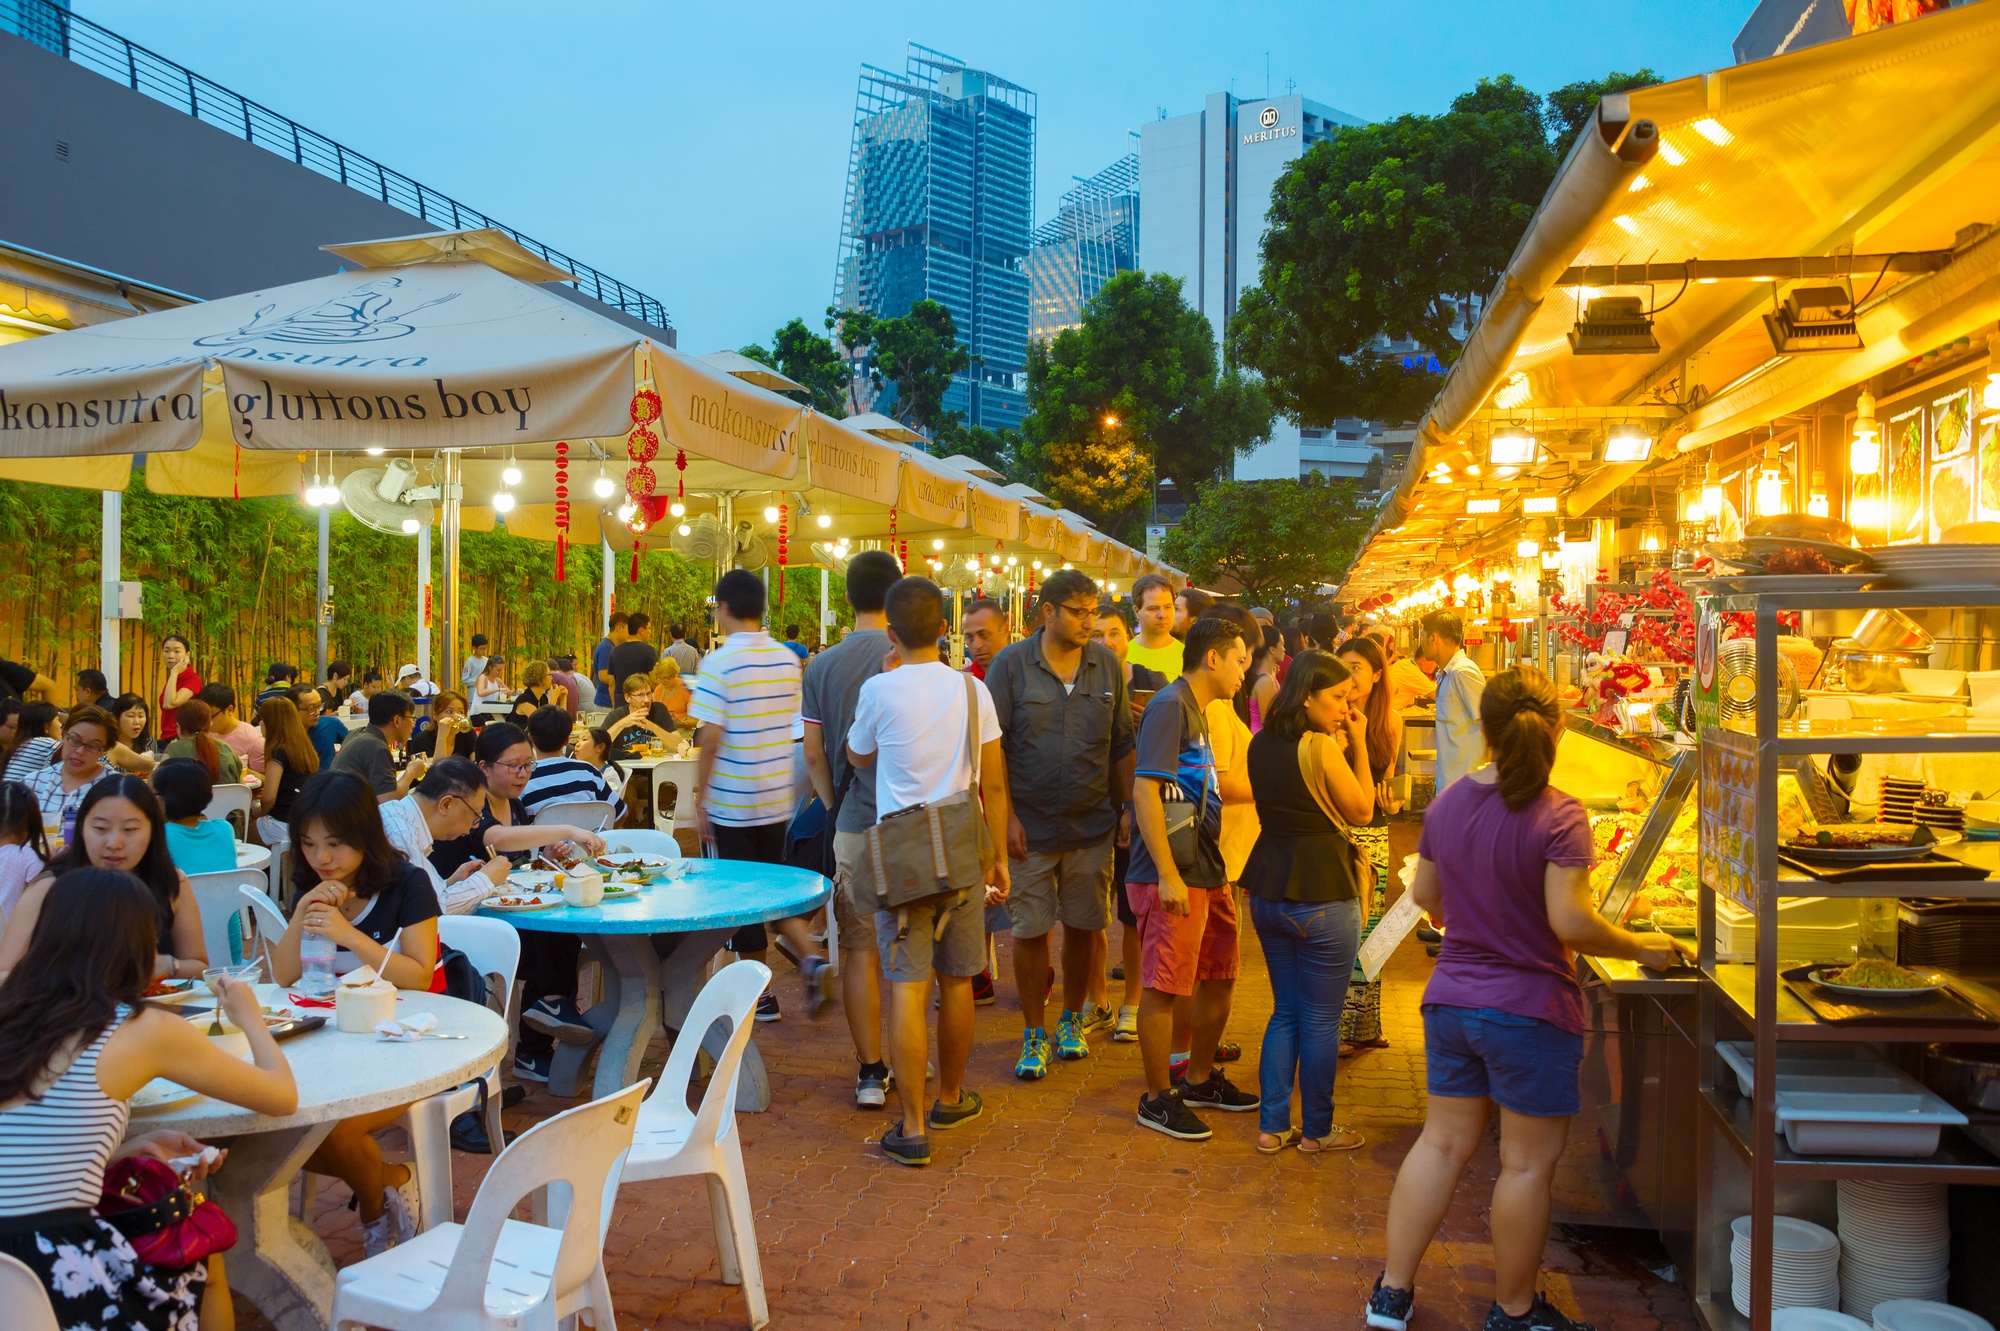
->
[383, 1168, 421, 1242]
[360, 1211, 395, 1258]
[1112, 1005, 1139, 1043]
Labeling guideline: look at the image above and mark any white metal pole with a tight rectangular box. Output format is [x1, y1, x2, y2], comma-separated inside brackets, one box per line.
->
[819, 566, 829, 645]
[439, 452, 462, 691]
[100, 490, 121, 691]
[315, 504, 330, 682]
[416, 517, 432, 682]
[601, 531, 614, 634]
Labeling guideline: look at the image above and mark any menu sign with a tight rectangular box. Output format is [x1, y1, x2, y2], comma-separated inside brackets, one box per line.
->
[1699, 727, 1758, 912]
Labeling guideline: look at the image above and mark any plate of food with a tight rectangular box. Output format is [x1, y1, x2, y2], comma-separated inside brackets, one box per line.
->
[600, 880, 645, 898]
[594, 854, 671, 871]
[1649, 905, 1698, 936]
[131, 1078, 200, 1111]
[1809, 958, 1948, 998]
[142, 977, 205, 1006]
[1783, 823, 1957, 864]
[485, 893, 561, 912]
[507, 870, 556, 890]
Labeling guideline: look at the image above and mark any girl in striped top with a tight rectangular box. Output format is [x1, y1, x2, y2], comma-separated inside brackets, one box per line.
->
[0, 867, 296, 1329]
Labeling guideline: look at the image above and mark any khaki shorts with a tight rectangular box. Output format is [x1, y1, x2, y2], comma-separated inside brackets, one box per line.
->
[1004, 835, 1115, 939]
[830, 830, 879, 955]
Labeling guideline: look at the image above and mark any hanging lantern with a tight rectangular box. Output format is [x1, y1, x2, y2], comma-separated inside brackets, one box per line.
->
[675, 447, 687, 499]
[233, 445, 242, 500]
[552, 441, 570, 581]
[777, 502, 789, 603]
[626, 463, 656, 500]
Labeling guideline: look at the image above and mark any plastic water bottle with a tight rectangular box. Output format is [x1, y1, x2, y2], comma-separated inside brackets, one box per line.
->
[298, 933, 337, 998]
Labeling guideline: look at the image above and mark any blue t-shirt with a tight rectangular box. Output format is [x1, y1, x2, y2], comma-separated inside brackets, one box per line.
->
[784, 640, 810, 662]
[1125, 679, 1224, 888]
[590, 636, 616, 707]
[165, 819, 237, 875]
[309, 716, 344, 769]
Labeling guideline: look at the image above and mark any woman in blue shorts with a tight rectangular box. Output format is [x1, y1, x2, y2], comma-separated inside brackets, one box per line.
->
[1364, 665, 1684, 1331]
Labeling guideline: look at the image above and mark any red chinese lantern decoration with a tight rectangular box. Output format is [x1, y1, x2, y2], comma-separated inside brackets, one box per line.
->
[776, 502, 789, 603]
[233, 445, 241, 500]
[626, 374, 662, 525]
[554, 440, 570, 581]
[888, 506, 898, 568]
[675, 447, 687, 499]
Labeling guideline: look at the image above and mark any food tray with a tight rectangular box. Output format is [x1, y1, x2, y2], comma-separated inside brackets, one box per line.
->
[1778, 853, 1989, 883]
[1781, 964, 1999, 1027]
[1775, 1082, 1966, 1157]
[1716, 1041, 1889, 1097]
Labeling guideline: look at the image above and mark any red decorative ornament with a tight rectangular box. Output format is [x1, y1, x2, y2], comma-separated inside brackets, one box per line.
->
[776, 502, 789, 604]
[899, 539, 908, 569]
[233, 445, 241, 501]
[626, 463, 656, 499]
[630, 387, 662, 426]
[626, 424, 659, 464]
[554, 441, 570, 582]
[631, 533, 642, 584]
[675, 448, 687, 498]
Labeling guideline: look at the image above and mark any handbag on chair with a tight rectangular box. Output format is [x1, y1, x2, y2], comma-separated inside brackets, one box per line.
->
[859, 674, 995, 941]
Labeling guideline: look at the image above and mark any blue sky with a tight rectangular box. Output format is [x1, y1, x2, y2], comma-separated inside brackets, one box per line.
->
[81, 0, 1757, 352]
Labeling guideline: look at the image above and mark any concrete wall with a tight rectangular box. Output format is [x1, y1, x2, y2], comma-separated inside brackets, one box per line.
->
[0, 30, 666, 338]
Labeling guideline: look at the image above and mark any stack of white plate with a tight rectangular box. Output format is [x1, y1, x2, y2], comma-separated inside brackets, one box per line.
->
[1871, 1300, 1995, 1331]
[1837, 1180, 1950, 1319]
[1865, 543, 2000, 590]
[1734, 1215, 1841, 1315]
[1772, 1310, 1868, 1330]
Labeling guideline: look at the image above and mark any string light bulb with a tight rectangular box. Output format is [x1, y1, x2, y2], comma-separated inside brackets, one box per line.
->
[669, 500, 685, 517]
[1850, 389, 1881, 476]
[763, 505, 781, 523]
[1807, 467, 1830, 519]
[1755, 442, 1787, 517]
[1702, 455, 1724, 521]
[401, 518, 420, 535]
[593, 470, 615, 499]
[616, 502, 636, 523]
[493, 491, 516, 514]
[502, 458, 522, 488]
[817, 513, 831, 528]
[677, 522, 692, 537]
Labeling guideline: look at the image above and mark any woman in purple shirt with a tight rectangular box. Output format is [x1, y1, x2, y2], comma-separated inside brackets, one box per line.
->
[1366, 666, 1684, 1331]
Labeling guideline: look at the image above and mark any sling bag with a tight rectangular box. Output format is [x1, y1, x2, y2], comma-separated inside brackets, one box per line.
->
[861, 673, 995, 942]
[1297, 732, 1378, 900]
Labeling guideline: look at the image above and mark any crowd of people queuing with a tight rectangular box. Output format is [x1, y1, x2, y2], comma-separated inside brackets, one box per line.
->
[0, 561, 1686, 1331]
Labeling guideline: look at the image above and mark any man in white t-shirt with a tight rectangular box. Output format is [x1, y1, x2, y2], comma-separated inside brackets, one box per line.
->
[848, 575, 1011, 1169]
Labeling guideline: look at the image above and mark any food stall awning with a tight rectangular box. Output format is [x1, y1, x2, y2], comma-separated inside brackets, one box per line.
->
[1342, 0, 2000, 601]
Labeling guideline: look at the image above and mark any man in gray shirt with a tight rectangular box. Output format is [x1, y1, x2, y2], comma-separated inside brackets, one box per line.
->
[664, 622, 704, 678]
[332, 689, 423, 803]
[799, 549, 902, 1111]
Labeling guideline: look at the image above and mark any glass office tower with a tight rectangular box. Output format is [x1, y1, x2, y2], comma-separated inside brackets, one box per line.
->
[1024, 153, 1139, 345]
[835, 43, 1035, 432]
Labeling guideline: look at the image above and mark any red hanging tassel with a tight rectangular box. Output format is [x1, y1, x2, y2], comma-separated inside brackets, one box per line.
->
[554, 441, 570, 583]
[233, 445, 241, 500]
[776, 502, 788, 604]
[631, 535, 641, 584]
[675, 448, 686, 499]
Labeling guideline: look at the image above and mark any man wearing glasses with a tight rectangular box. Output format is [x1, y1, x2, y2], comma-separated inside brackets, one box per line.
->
[602, 673, 679, 763]
[379, 756, 511, 916]
[983, 569, 1136, 1079]
[331, 689, 424, 803]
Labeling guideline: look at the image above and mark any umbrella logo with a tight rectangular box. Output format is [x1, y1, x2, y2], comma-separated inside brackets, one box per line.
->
[193, 276, 458, 348]
[1259, 106, 1280, 128]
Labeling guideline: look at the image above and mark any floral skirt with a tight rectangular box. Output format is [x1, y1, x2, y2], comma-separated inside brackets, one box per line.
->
[1343, 823, 1393, 1047]
[0, 1209, 204, 1331]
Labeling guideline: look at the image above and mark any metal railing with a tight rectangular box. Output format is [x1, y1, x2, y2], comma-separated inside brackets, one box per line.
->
[8, 0, 671, 331]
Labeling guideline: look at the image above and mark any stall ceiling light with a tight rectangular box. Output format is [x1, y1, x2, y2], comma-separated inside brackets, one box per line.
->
[1515, 537, 1539, 558]
[1603, 425, 1654, 463]
[1692, 118, 1732, 146]
[1466, 498, 1501, 514]
[1523, 496, 1559, 515]
[1658, 140, 1686, 166]
[1489, 429, 1538, 466]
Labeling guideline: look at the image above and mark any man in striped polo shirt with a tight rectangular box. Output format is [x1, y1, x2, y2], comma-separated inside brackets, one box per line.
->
[691, 568, 833, 1022]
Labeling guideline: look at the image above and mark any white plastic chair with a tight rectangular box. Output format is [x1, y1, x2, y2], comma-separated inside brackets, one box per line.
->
[600, 829, 682, 860]
[205, 782, 253, 840]
[185, 867, 267, 968]
[400, 915, 522, 1230]
[330, 1080, 647, 1331]
[531, 799, 614, 832]
[237, 884, 289, 975]
[0, 1253, 57, 1331]
[620, 961, 772, 1329]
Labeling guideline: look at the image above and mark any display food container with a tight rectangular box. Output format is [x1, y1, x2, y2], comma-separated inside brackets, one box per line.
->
[1851, 607, 1934, 654]
[1826, 640, 1931, 694]
[1923, 1043, 2000, 1112]
[1716, 1041, 1890, 1097]
[1775, 1081, 1966, 1157]
[1902, 668, 1968, 698]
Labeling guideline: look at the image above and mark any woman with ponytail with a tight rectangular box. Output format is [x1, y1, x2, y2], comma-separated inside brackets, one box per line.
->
[163, 699, 241, 786]
[1365, 666, 1686, 1331]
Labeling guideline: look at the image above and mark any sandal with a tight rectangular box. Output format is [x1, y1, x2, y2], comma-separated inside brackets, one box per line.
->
[1256, 1127, 1302, 1155]
[1299, 1126, 1366, 1153]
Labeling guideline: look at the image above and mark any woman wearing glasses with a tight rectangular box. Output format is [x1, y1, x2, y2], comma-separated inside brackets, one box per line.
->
[21, 706, 117, 844]
[426, 722, 608, 1084]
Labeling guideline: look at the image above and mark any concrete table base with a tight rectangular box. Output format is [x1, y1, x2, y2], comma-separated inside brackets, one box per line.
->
[208, 1122, 338, 1331]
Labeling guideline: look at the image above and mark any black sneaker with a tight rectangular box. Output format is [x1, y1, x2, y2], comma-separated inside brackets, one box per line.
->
[1179, 1069, 1260, 1113]
[523, 995, 596, 1045]
[880, 1123, 931, 1167]
[1136, 1087, 1212, 1141]
[855, 1064, 888, 1110]
[1483, 1294, 1595, 1331]
[512, 1050, 551, 1083]
[801, 956, 835, 1019]
[971, 970, 997, 1005]
[1365, 1274, 1415, 1330]
[928, 1089, 983, 1131]
[448, 1111, 517, 1155]
[755, 992, 782, 1023]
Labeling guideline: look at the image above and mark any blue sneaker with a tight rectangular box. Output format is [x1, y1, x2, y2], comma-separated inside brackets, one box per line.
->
[523, 995, 594, 1045]
[1014, 1028, 1052, 1080]
[1053, 1011, 1090, 1061]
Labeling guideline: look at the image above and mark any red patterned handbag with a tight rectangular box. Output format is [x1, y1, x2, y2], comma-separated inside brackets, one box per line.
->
[98, 1155, 238, 1267]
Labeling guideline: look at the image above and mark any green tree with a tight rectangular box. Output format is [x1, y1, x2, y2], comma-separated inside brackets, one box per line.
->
[1020, 271, 1272, 542]
[1544, 69, 1661, 146]
[1160, 474, 1374, 607]
[930, 418, 1024, 480]
[1228, 75, 1559, 426]
[823, 300, 970, 433]
[739, 317, 851, 417]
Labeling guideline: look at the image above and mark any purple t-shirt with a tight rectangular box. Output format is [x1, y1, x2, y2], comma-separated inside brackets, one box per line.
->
[1417, 776, 1596, 1034]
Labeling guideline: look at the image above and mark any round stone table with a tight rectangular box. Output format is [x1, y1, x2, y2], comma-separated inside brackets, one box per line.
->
[127, 992, 507, 1331]
[479, 859, 830, 1106]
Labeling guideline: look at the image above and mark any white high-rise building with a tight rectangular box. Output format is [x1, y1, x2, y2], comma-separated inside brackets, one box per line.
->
[1139, 91, 1368, 482]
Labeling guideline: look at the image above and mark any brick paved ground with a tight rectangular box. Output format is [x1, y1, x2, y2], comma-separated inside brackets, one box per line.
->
[244, 829, 1700, 1330]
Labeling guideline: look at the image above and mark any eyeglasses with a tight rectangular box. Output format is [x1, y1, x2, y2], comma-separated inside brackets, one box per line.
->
[1054, 602, 1099, 621]
[64, 734, 108, 756]
[492, 759, 535, 775]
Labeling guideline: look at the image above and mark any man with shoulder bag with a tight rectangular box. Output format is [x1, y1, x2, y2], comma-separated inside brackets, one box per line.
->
[847, 576, 1011, 1167]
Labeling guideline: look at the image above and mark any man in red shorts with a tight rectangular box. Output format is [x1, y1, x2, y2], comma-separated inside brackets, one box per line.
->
[1126, 614, 1254, 1140]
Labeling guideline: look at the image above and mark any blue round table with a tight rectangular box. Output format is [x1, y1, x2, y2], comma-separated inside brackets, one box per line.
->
[478, 860, 829, 1106]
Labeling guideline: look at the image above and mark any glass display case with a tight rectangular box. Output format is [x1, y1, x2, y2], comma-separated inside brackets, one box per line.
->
[1547, 715, 1700, 932]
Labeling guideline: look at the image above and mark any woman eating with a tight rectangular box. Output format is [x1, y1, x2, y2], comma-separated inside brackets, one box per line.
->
[21, 706, 117, 845]
[648, 655, 694, 726]
[0, 775, 208, 982]
[266, 769, 441, 1255]
[1242, 650, 1374, 1155]
[163, 699, 242, 786]
[0, 867, 296, 1329]
[409, 688, 475, 761]
[432, 723, 605, 1084]
[251, 693, 317, 845]
[1366, 667, 1686, 1331]
[472, 655, 509, 703]
[107, 694, 159, 775]
[511, 660, 563, 718]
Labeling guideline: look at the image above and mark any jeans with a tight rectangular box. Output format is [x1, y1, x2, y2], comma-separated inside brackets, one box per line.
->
[1250, 895, 1363, 1136]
